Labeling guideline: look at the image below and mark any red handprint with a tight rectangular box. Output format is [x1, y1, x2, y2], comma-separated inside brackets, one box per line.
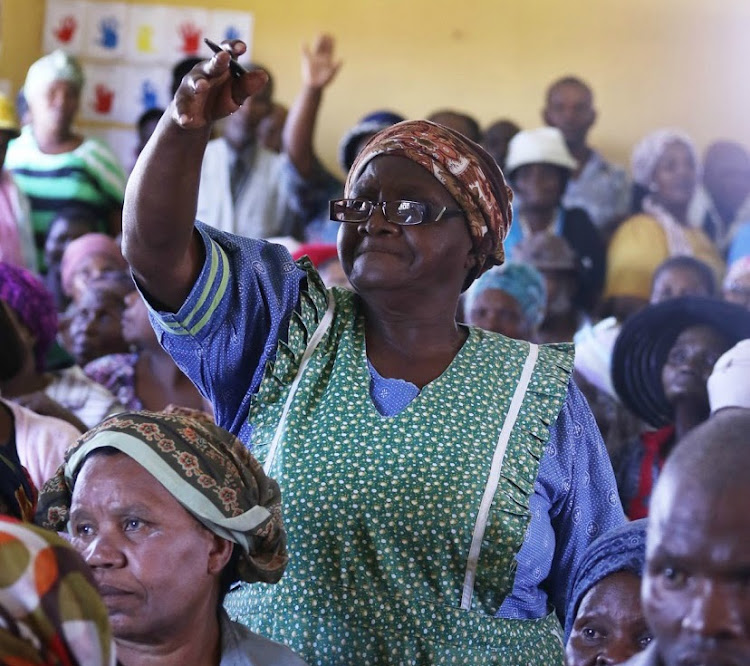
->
[53, 16, 77, 43]
[178, 22, 202, 54]
[92, 84, 115, 114]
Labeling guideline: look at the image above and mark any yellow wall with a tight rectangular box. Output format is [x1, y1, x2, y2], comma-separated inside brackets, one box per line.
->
[3, 0, 750, 177]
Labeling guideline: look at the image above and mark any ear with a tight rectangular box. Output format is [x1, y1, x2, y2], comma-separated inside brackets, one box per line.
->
[206, 534, 235, 576]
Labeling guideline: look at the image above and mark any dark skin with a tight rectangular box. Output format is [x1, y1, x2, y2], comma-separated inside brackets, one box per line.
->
[702, 141, 750, 226]
[566, 571, 652, 666]
[543, 81, 596, 176]
[123, 41, 476, 390]
[512, 163, 567, 233]
[466, 288, 533, 341]
[649, 141, 697, 223]
[650, 267, 711, 304]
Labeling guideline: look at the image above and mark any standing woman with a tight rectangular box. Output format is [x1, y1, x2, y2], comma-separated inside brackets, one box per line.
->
[122, 41, 623, 664]
[6, 51, 126, 265]
[603, 129, 724, 321]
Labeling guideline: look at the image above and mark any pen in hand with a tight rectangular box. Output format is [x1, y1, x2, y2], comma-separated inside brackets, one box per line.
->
[204, 38, 248, 78]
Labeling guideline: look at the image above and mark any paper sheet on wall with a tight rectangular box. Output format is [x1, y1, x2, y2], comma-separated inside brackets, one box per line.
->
[122, 65, 171, 122]
[209, 11, 254, 62]
[43, 0, 87, 54]
[166, 7, 210, 60]
[82, 1, 128, 60]
[124, 4, 169, 64]
[80, 63, 127, 123]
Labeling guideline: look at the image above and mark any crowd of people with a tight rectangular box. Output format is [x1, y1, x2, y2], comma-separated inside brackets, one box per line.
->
[1, 32, 750, 666]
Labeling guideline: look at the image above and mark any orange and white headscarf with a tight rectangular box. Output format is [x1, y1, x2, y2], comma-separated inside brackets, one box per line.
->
[346, 120, 513, 283]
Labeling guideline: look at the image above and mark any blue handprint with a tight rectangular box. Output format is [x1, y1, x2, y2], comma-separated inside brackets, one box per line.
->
[223, 25, 241, 41]
[98, 17, 119, 49]
[140, 80, 158, 110]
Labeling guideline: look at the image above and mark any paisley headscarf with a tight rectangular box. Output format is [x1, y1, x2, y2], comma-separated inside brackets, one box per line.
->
[347, 120, 514, 282]
[36, 410, 288, 585]
[0, 516, 116, 665]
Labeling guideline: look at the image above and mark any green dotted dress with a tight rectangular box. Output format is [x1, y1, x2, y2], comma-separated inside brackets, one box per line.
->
[225, 266, 573, 665]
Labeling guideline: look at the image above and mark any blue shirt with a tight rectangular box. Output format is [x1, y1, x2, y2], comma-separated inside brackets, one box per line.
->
[146, 222, 625, 623]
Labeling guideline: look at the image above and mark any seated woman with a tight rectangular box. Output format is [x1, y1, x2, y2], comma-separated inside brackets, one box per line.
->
[503, 126, 606, 313]
[610, 296, 750, 519]
[36, 410, 305, 666]
[122, 41, 624, 663]
[5, 50, 126, 265]
[85, 289, 207, 412]
[60, 232, 128, 305]
[0, 516, 115, 665]
[0, 262, 124, 429]
[463, 262, 546, 341]
[565, 520, 651, 666]
[604, 129, 724, 320]
[649, 255, 716, 304]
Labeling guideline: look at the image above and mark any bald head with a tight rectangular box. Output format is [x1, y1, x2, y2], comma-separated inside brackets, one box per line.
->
[703, 141, 750, 221]
[543, 76, 596, 149]
[545, 76, 593, 106]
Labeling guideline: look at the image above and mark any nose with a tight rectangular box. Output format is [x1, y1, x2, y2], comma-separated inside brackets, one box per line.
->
[83, 532, 126, 569]
[359, 202, 397, 236]
[681, 580, 743, 640]
[593, 638, 636, 665]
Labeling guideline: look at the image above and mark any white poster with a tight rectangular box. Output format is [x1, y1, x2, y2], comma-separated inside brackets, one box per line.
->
[124, 4, 168, 64]
[209, 11, 254, 61]
[83, 1, 128, 60]
[80, 63, 127, 123]
[122, 65, 171, 124]
[166, 7, 210, 60]
[43, 0, 87, 54]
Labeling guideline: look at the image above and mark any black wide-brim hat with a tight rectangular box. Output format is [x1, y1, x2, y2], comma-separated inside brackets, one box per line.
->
[612, 296, 750, 428]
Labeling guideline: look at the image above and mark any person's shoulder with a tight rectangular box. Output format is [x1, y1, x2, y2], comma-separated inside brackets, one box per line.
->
[220, 615, 307, 665]
[590, 150, 628, 178]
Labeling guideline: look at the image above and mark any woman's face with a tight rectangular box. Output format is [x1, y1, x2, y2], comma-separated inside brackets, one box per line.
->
[44, 217, 96, 270]
[650, 267, 710, 304]
[69, 254, 125, 302]
[650, 141, 697, 211]
[121, 291, 155, 347]
[69, 288, 128, 365]
[466, 288, 532, 340]
[29, 79, 80, 137]
[566, 570, 652, 666]
[338, 155, 474, 297]
[661, 324, 730, 406]
[512, 163, 566, 211]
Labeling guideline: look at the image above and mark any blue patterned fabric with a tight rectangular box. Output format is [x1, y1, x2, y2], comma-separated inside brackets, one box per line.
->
[144, 223, 625, 623]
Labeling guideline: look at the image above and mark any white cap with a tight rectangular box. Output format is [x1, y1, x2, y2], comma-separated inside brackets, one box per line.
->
[708, 339, 750, 412]
[504, 126, 578, 175]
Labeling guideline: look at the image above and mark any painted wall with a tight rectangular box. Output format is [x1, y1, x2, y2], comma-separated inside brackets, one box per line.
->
[2, 0, 750, 177]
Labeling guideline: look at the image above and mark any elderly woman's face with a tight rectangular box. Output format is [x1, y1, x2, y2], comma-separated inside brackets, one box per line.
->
[650, 141, 697, 211]
[566, 571, 652, 666]
[29, 80, 79, 135]
[661, 325, 730, 406]
[466, 288, 531, 340]
[69, 452, 231, 642]
[338, 155, 474, 296]
[69, 287, 128, 365]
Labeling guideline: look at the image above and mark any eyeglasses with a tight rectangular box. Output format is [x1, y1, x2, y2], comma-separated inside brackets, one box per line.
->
[329, 198, 463, 226]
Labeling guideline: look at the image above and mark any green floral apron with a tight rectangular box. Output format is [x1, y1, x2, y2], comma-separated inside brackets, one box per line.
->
[225, 266, 573, 665]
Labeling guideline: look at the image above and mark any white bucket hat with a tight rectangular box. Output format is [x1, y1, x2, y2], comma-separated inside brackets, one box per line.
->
[504, 126, 578, 175]
[708, 339, 750, 413]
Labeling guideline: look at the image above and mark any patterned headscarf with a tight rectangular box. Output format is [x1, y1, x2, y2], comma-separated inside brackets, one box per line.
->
[60, 233, 127, 297]
[0, 516, 116, 666]
[36, 410, 288, 585]
[23, 50, 84, 104]
[464, 262, 547, 327]
[0, 422, 38, 521]
[564, 519, 647, 640]
[630, 128, 700, 188]
[0, 262, 58, 372]
[347, 119, 514, 281]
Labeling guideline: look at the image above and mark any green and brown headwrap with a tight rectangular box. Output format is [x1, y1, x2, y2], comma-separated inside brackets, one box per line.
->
[346, 119, 514, 284]
[36, 411, 288, 585]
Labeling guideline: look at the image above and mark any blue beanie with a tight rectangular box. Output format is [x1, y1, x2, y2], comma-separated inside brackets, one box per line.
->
[338, 110, 406, 171]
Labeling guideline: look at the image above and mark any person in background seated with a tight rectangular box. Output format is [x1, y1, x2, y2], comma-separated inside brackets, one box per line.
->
[85, 289, 207, 413]
[44, 206, 100, 309]
[621, 409, 750, 666]
[481, 119, 520, 169]
[503, 126, 605, 313]
[0, 517, 116, 665]
[60, 232, 128, 305]
[610, 297, 750, 519]
[565, 520, 651, 666]
[426, 109, 482, 142]
[722, 255, 750, 310]
[37, 410, 305, 666]
[604, 129, 724, 321]
[513, 233, 583, 343]
[649, 255, 716, 304]
[257, 102, 288, 154]
[464, 262, 546, 341]
[5, 51, 126, 262]
[707, 340, 750, 413]
[0, 262, 123, 429]
[542, 76, 630, 235]
[0, 93, 35, 271]
[133, 107, 164, 167]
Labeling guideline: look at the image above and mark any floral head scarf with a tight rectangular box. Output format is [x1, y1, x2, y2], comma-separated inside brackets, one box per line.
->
[347, 120, 514, 282]
[0, 516, 116, 665]
[630, 128, 700, 188]
[0, 262, 58, 373]
[36, 411, 288, 585]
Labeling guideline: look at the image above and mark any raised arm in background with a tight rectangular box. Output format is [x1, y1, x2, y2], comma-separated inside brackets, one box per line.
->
[283, 34, 342, 179]
[121, 41, 269, 312]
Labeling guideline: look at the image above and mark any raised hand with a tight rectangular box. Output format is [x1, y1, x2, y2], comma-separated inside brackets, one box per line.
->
[301, 34, 342, 90]
[171, 40, 268, 130]
[97, 16, 119, 49]
[179, 21, 202, 54]
[53, 16, 77, 43]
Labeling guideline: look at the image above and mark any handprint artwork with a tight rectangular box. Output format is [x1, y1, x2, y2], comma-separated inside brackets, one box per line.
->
[178, 22, 202, 54]
[53, 16, 77, 43]
[97, 17, 119, 49]
[140, 81, 158, 110]
[223, 25, 241, 41]
[136, 25, 156, 53]
[93, 84, 115, 114]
